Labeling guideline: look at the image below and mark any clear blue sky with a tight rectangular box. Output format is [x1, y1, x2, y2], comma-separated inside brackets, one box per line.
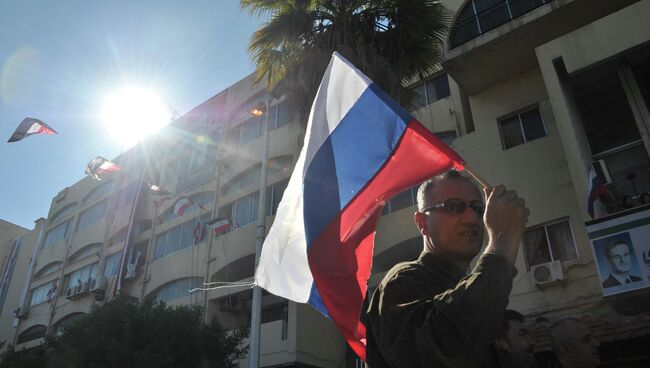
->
[0, 1, 265, 229]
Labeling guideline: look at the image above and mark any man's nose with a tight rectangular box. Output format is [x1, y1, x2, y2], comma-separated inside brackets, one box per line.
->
[460, 205, 481, 224]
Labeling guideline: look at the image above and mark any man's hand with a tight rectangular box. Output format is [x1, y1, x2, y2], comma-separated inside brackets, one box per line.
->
[483, 185, 530, 266]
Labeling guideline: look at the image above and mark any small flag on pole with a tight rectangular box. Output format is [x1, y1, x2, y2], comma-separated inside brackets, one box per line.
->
[172, 197, 196, 216]
[206, 217, 232, 236]
[7, 118, 57, 143]
[85, 156, 121, 181]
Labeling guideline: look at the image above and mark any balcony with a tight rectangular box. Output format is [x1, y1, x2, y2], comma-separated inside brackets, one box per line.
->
[444, 0, 638, 94]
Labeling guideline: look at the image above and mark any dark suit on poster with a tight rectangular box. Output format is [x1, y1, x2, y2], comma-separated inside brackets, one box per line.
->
[602, 273, 642, 288]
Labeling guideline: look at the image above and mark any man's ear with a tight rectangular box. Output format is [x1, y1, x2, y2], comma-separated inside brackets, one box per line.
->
[414, 211, 428, 235]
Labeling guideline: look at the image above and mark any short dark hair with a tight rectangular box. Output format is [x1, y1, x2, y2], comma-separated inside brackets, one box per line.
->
[604, 240, 630, 260]
[416, 170, 477, 211]
[496, 309, 525, 339]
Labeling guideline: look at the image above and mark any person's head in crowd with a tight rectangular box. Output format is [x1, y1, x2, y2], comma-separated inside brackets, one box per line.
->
[640, 192, 650, 205]
[621, 195, 634, 209]
[494, 310, 537, 368]
[605, 241, 632, 276]
[550, 318, 600, 368]
[415, 170, 484, 271]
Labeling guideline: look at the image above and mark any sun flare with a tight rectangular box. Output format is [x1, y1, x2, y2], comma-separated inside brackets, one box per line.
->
[101, 86, 171, 147]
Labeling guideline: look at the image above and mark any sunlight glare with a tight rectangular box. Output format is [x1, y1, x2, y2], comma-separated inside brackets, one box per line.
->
[101, 86, 171, 147]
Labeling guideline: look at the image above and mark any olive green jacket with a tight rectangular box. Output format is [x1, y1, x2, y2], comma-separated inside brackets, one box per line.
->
[365, 250, 514, 368]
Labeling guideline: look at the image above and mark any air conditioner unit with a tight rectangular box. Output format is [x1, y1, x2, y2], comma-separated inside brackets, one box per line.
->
[531, 260, 564, 287]
[14, 306, 29, 319]
[66, 287, 75, 299]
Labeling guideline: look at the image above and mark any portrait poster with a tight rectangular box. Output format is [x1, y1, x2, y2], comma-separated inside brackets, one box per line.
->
[587, 207, 650, 297]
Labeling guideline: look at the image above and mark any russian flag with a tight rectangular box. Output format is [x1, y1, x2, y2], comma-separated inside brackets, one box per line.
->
[255, 52, 464, 360]
[588, 167, 607, 219]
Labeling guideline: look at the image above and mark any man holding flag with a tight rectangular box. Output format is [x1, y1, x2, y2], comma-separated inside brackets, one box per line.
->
[365, 171, 529, 367]
[254, 51, 529, 367]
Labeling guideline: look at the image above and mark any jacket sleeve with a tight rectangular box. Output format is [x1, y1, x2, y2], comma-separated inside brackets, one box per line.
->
[369, 254, 513, 368]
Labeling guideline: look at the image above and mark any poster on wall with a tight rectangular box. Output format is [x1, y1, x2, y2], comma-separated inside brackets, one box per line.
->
[587, 207, 650, 297]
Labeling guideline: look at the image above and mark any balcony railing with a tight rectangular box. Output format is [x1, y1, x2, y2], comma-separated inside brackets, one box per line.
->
[449, 0, 552, 48]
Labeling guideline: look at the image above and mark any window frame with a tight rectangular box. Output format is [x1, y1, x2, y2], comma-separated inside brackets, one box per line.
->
[522, 218, 579, 271]
[498, 105, 547, 150]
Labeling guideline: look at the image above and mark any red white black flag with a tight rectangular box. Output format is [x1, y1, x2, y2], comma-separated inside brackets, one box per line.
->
[206, 217, 232, 236]
[85, 156, 121, 181]
[7, 118, 58, 143]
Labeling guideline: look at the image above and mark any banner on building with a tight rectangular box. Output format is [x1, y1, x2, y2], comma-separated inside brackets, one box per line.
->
[587, 207, 650, 297]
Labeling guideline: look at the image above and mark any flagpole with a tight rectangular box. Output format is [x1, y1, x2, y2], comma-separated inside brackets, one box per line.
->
[249, 98, 271, 368]
[463, 163, 491, 189]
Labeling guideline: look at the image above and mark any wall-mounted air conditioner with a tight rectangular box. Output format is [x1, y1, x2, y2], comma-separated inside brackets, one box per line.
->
[531, 260, 564, 287]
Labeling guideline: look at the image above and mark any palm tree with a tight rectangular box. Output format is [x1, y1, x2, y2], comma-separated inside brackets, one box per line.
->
[242, 0, 452, 120]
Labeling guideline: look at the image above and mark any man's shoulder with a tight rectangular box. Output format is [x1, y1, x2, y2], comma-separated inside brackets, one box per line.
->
[602, 274, 620, 288]
[378, 257, 440, 291]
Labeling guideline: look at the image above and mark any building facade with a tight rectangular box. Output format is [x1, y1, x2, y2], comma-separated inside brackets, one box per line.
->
[1, 0, 650, 366]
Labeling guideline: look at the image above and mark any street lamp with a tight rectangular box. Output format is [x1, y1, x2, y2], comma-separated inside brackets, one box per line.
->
[248, 99, 270, 368]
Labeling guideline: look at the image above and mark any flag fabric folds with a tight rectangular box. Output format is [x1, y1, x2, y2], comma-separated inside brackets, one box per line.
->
[588, 167, 607, 219]
[7, 118, 57, 143]
[206, 217, 232, 236]
[255, 52, 465, 360]
[85, 156, 121, 181]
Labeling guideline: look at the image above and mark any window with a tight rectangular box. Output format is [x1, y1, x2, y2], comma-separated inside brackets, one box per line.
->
[267, 179, 289, 216]
[76, 200, 106, 232]
[30, 280, 58, 306]
[104, 251, 123, 278]
[239, 115, 263, 146]
[43, 220, 72, 248]
[34, 262, 62, 280]
[154, 213, 211, 259]
[16, 325, 47, 344]
[273, 102, 292, 129]
[49, 203, 77, 224]
[151, 277, 203, 303]
[382, 187, 418, 215]
[68, 243, 102, 263]
[233, 191, 260, 227]
[412, 74, 451, 110]
[262, 303, 289, 340]
[222, 156, 292, 196]
[449, 0, 550, 48]
[522, 219, 578, 270]
[65, 263, 99, 290]
[499, 107, 546, 149]
[83, 181, 115, 204]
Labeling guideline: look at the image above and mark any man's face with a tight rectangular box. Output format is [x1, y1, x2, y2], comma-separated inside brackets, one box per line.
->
[608, 243, 632, 274]
[500, 320, 536, 366]
[565, 322, 600, 367]
[417, 178, 484, 261]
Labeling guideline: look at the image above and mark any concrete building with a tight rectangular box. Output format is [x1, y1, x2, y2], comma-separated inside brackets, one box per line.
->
[1, 0, 650, 366]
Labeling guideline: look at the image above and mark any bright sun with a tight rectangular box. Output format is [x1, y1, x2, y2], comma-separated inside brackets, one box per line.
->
[101, 86, 171, 147]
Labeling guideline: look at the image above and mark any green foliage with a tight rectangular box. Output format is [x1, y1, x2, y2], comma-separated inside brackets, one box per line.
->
[0, 296, 248, 368]
[0, 345, 46, 368]
[242, 0, 452, 118]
